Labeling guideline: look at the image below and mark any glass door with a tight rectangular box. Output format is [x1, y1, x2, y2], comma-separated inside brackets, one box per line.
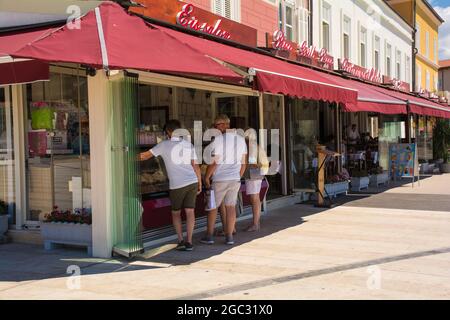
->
[110, 74, 143, 257]
[0, 86, 16, 225]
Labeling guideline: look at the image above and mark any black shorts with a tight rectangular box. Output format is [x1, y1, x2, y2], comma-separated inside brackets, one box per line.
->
[169, 183, 198, 211]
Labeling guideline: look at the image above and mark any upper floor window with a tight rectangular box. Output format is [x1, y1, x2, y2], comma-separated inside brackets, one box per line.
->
[213, 0, 239, 21]
[406, 55, 411, 84]
[386, 43, 392, 77]
[374, 36, 380, 71]
[426, 70, 430, 91]
[342, 16, 351, 59]
[425, 31, 430, 58]
[298, 0, 310, 44]
[396, 50, 402, 80]
[434, 38, 437, 63]
[322, 2, 331, 51]
[416, 64, 422, 91]
[278, 0, 297, 41]
[360, 26, 367, 67]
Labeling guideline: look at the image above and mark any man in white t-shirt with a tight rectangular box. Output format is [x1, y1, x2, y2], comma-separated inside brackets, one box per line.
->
[201, 114, 247, 246]
[140, 120, 201, 251]
[347, 124, 360, 145]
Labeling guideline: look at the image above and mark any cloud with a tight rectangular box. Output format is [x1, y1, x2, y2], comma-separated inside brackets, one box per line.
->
[435, 6, 450, 60]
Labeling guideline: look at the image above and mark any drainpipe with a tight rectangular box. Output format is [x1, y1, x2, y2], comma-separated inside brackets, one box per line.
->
[412, 0, 417, 92]
[309, 0, 313, 46]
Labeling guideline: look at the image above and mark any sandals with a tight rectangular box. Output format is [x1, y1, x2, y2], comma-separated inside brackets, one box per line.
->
[214, 230, 237, 237]
[244, 225, 260, 232]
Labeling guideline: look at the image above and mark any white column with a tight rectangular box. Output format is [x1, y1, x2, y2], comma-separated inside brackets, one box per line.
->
[88, 70, 113, 258]
[11, 85, 26, 229]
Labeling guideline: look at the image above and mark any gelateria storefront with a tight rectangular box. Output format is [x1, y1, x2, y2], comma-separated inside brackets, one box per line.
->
[0, 65, 91, 237]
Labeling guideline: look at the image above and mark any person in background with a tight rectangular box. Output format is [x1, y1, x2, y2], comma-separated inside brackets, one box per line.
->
[201, 114, 247, 246]
[347, 124, 360, 145]
[140, 119, 201, 252]
[243, 128, 269, 232]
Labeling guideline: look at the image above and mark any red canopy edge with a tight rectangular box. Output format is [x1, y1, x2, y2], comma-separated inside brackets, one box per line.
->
[374, 87, 450, 119]
[10, 2, 241, 81]
[0, 60, 49, 85]
[254, 69, 358, 107]
[317, 73, 408, 114]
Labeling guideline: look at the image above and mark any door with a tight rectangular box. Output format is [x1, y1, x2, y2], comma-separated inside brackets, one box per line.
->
[109, 74, 143, 257]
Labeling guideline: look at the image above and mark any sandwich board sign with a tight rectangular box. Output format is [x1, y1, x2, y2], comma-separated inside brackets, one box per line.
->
[388, 143, 420, 187]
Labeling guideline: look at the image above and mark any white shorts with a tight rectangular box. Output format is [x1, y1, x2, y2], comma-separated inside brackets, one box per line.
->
[245, 179, 262, 195]
[212, 181, 241, 207]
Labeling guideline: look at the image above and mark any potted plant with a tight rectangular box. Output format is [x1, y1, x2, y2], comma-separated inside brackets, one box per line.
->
[0, 200, 9, 238]
[40, 206, 92, 255]
[369, 166, 389, 187]
[350, 169, 370, 192]
[325, 169, 350, 198]
[433, 119, 450, 173]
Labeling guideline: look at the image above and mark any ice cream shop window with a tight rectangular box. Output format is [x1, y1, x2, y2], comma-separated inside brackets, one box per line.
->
[24, 69, 90, 223]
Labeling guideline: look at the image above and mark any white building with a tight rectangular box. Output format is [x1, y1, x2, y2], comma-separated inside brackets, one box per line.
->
[312, 0, 414, 84]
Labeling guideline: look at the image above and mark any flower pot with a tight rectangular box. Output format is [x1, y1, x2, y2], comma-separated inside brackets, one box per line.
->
[0, 215, 8, 236]
[369, 172, 389, 187]
[40, 222, 92, 255]
[350, 176, 370, 192]
[440, 163, 450, 173]
[325, 181, 349, 198]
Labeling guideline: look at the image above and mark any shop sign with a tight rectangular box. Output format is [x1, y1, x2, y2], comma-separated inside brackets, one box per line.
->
[338, 58, 382, 83]
[176, 4, 230, 40]
[130, 0, 258, 47]
[266, 30, 334, 71]
[382, 76, 411, 93]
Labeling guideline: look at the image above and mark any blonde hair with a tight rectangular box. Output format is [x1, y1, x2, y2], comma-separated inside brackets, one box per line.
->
[214, 114, 230, 124]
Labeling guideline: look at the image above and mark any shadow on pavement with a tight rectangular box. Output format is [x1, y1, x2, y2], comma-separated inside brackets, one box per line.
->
[0, 243, 165, 282]
[141, 205, 325, 266]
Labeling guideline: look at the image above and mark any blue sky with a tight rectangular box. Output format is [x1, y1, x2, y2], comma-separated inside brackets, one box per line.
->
[431, 0, 450, 6]
[431, 0, 450, 60]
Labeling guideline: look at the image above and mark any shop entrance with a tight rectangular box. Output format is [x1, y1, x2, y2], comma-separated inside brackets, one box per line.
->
[0, 86, 16, 227]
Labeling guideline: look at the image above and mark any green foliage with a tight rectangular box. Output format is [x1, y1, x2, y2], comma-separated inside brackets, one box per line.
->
[433, 119, 450, 163]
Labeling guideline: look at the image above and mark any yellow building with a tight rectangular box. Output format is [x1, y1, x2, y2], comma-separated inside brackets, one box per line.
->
[387, 0, 443, 92]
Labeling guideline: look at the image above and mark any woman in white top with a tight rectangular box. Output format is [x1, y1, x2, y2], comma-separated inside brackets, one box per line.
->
[243, 129, 269, 232]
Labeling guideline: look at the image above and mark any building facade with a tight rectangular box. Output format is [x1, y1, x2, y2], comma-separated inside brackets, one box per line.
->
[188, 0, 279, 47]
[387, 0, 443, 92]
[439, 60, 450, 100]
[312, 0, 413, 84]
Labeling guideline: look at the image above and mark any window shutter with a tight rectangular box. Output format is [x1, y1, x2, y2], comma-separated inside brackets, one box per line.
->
[214, 0, 233, 20]
[224, 0, 232, 19]
[214, 0, 224, 17]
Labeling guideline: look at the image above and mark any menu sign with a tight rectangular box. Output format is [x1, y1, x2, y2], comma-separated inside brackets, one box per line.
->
[130, 0, 258, 47]
[338, 59, 382, 83]
[383, 76, 410, 93]
[266, 30, 334, 71]
[389, 143, 418, 179]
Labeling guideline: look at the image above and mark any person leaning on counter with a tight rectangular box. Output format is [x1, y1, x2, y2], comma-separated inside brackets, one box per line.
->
[139, 119, 201, 252]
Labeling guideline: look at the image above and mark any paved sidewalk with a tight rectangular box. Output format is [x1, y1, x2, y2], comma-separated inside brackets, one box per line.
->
[1, 174, 450, 299]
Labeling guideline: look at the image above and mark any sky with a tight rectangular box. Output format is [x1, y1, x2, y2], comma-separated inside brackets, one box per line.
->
[430, 0, 450, 60]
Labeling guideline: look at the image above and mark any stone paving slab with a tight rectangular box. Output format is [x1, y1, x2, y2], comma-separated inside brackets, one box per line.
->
[0, 174, 450, 300]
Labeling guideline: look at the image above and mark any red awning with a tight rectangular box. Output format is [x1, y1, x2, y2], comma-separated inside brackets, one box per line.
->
[10, 2, 241, 81]
[319, 74, 408, 114]
[0, 27, 53, 85]
[0, 27, 57, 56]
[375, 87, 450, 119]
[0, 60, 49, 85]
[156, 26, 358, 108]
